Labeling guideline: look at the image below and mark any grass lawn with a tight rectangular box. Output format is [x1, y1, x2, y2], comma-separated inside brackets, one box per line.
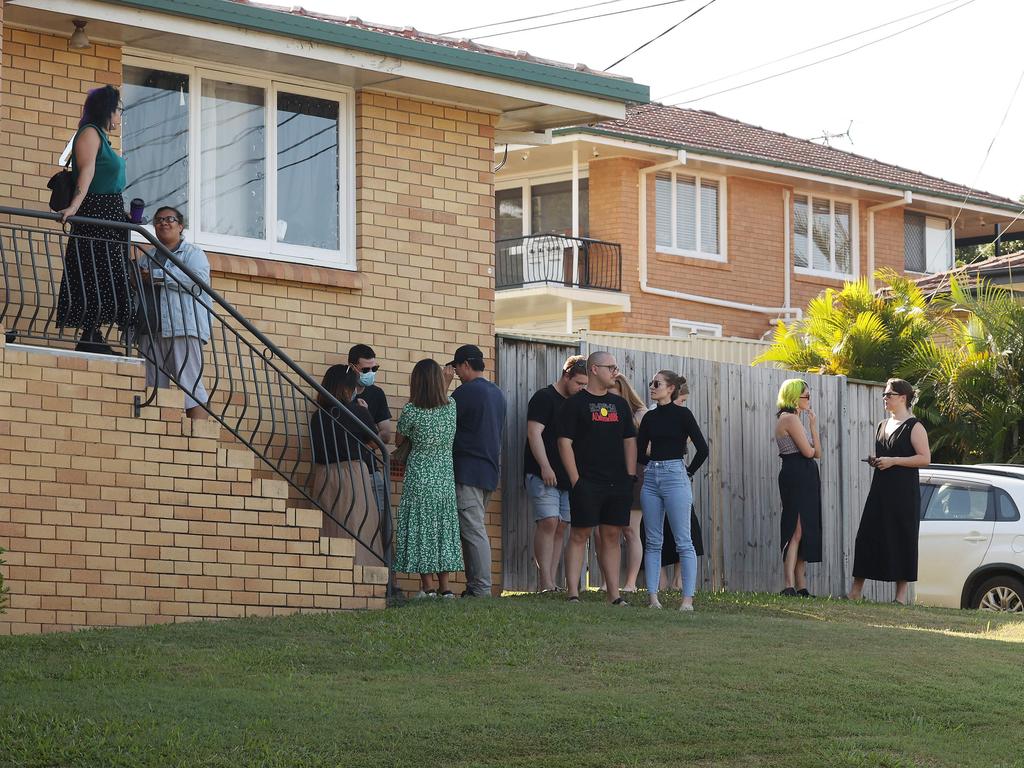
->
[2, 591, 1023, 768]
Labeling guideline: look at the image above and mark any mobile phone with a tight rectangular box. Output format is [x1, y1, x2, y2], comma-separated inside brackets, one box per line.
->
[861, 457, 874, 463]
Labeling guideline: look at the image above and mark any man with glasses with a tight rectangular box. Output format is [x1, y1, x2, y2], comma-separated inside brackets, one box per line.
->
[445, 344, 507, 597]
[524, 354, 589, 592]
[557, 351, 638, 606]
[348, 344, 392, 524]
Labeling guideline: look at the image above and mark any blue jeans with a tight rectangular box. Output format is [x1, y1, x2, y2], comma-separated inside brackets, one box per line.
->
[641, 460, 696, 597]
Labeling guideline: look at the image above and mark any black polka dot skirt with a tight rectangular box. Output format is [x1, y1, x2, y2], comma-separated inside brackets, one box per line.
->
[57, 192, 132, 332]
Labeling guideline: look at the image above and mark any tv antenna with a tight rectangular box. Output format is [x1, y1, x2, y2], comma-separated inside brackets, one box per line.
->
[809, 120, 854, 147]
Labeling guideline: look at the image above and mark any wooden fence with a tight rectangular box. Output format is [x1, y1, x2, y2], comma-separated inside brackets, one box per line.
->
[497, 334, 894, 600]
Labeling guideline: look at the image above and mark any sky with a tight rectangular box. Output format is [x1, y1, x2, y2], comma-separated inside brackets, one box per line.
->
[265, 0, 1024, 200]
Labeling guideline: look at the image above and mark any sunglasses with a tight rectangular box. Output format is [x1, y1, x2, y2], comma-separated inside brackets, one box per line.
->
[594, 364, 619, 374]
[882, 391, 901, 398]
[648, 380, 664, 389]
[358, 365, 380, 374]
[799, 394, 810, 400]
[153, 216, 180, 225]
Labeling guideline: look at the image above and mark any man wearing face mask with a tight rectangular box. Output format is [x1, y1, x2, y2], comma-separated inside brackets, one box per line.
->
[348, 344, 393, 517]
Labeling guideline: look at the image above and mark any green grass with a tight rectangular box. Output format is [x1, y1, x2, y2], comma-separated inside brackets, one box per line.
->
[2, 591, 1023, 768]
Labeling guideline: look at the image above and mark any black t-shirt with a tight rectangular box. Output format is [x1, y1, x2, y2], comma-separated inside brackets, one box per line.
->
[310, 399, 378, 465]
[523, 384, 570, 490]
[358, 384, 392, 426]
[558, 389, 637, 484]
[637, 404, 709, 475]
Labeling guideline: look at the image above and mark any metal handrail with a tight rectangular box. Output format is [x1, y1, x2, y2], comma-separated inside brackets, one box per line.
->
[495, 234, 622, 292]
[0, 205, 391, 575]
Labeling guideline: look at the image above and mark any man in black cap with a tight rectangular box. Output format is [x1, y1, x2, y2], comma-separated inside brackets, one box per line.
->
[444, 344, 507, 597]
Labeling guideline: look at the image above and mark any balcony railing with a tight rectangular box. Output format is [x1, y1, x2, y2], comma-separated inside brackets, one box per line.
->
[496, 234, 621, 292]
[0, 206, 391, 577]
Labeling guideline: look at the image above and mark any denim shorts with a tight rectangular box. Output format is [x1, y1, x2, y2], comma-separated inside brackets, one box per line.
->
[526, 473, 571, 523]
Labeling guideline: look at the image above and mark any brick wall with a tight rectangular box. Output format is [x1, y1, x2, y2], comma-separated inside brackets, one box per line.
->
[588, 157, 909, 339]
[0, 28, 505, 603]
[0, 338, 388, 635]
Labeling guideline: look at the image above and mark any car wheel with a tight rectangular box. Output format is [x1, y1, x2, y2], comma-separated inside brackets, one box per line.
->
[973, 575, 1024, 612]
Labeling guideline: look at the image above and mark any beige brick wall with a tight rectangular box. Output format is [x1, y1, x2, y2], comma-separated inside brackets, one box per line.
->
[0, 338, 388, 635]
[588, 158, 910, 339]
[0, 29, 505, 603]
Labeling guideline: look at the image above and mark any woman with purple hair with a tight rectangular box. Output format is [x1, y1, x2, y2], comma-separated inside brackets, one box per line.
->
[56, 85, 131, 355]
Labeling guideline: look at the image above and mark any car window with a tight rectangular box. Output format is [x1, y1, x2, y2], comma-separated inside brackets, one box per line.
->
[995, 488, 1021, 522]
[918, 484, 934, 520]
[922, 482, 991, 521]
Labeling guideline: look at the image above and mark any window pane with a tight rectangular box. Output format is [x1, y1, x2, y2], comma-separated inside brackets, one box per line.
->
[655, 173, 672, 248]
[531, 180, 574, 236]
[904, 212, 927, 272]
[700, 179, 719, 255]
[122, 67, 190, 220]
[925, 216, 952, 273]
[996, 489, 1021, 522]
[496, 188, 523, 241]
[923, 484, 990, 521]
[675, 174, 696, 251]
[276, 92, 339, 250]
[811, 197, 831, 271]
[793, 195, 808, 268]
[200, 79, 266, 239]
[834, 201, 852, 274]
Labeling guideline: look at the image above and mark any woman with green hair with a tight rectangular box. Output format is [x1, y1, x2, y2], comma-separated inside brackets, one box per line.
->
[774, 378, 822, 596]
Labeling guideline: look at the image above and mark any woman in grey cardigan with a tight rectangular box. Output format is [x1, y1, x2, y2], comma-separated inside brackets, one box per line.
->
[137, 205, 212, 420]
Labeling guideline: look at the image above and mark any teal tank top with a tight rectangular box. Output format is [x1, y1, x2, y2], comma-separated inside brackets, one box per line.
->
[72, 124, 126, 195]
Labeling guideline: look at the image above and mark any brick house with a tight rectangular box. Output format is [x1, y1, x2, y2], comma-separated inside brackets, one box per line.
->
[0, 0, 648, 633]
[495, 103, 1023, 339]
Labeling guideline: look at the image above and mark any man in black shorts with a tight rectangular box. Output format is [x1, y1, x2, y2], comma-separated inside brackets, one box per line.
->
[557, 351, 637, 605]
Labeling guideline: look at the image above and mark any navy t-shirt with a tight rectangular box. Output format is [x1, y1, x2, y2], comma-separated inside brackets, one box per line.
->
[451, 377, 507, 491]
[523, 384, 570, 490]
[558, 389, 636, 484]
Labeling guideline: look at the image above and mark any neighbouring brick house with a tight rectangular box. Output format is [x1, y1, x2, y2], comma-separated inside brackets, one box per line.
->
[494, 103, 1024, 339]
[0, 0, 648, 633]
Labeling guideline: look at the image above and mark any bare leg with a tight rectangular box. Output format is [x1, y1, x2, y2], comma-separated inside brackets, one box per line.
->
[598, 523, 624, 603]
[795, 560, 807, 592]
[622, 510, 643, 591]
[849, 577, 865, 600]
[533, 517, 560, 591]
[564, 526, 592, 599]
[894, 580, 910, 605]
[592, 526, 604, 591]
[438, 572, 450, 593]
[550, 521, 568, 588]
[419, 574, 433, 592]
[783, 518, 803, 589]
[186, 405, 209, 420]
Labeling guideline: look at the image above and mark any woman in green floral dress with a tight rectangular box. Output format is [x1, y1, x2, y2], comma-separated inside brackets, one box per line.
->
[395, 358, 463, 597]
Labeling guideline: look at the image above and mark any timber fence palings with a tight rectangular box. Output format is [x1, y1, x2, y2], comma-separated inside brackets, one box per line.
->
[498, 335, 887, 598]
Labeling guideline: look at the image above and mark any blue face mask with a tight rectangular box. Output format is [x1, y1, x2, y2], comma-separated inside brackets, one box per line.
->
[358, 371, 376, 388]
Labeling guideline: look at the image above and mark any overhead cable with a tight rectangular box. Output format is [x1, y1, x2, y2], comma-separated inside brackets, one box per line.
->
[471, 0, 691, 40]
[442, 0, 631, 36]
[606, 0, 717, 71]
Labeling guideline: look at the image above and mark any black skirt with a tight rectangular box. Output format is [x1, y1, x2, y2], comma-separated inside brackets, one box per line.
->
[778, 453, 823, 563]
[57, 192, 132, 332]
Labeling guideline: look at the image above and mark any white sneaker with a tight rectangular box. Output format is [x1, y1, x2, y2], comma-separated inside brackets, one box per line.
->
[679, 603, 694, 612]
[649, 601, 663, 610]
[414, 591, 430, 599]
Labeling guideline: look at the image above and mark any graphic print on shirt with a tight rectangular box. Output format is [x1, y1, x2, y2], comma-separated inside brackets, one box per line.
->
[590, 402, 620, 423]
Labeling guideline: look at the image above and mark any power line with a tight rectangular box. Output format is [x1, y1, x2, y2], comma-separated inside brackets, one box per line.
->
[442, 0, 632, 36]
[951, 63, 1024, 228]
[606, 0, 717, 71]
[472, 0, 692, 40]
[667, 0, 977, 106]
[655, 0, 962, 102]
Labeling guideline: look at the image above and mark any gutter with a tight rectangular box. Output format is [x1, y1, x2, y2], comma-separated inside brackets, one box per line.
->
[637, 156, 802, 323]
[866, 192, 912, 290]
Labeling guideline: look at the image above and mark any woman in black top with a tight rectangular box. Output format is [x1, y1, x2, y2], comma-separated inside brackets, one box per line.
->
[638, 370, 709, 610]
[310, 365, 381, 565]
[849, 378, 931, 605]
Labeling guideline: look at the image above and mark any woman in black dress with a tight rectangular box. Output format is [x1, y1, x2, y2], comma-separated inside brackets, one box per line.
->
[849, 378, 931, 605]
[774, 379, 822, 597]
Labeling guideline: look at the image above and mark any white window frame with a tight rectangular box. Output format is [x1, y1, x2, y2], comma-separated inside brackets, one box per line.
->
[654, 170, 728, 262]
[123, 53, 355, 270]
[792, 191, 859, 280]
[495, 170, 590, 238]
[669, 318, 723, 338]
[903, 210, 954, 275]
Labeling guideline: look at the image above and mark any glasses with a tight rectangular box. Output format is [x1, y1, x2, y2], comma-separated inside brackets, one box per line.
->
[648, 380, 664, 389]
[358, 365, 380, 374]
[799, 394, 810, 400]
[153, 216, 179, 225]
[882, 391, 901, 398]
[594, 364, 619, 374]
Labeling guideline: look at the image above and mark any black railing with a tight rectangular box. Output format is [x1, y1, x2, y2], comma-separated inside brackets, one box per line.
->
[0, 206, 391, 575]
[495, 234, 622, 292]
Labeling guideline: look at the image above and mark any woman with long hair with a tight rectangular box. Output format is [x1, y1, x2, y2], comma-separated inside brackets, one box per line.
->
[394, 359, 463, 598]
[774, 379, 822, 597]
[639, 370, 709, 610]
[849, 378, 931, 605]
[310, 365, 381, 566]
[56, 85, 132, 355]
[608, 372, 648, 593]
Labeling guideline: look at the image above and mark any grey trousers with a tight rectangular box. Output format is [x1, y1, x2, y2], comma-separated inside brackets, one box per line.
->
[456, 483, 493, 596]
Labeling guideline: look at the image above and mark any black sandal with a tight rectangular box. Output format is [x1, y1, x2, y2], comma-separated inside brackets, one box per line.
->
[611, 597, 629, 606]
[567, 595, 580, 603]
